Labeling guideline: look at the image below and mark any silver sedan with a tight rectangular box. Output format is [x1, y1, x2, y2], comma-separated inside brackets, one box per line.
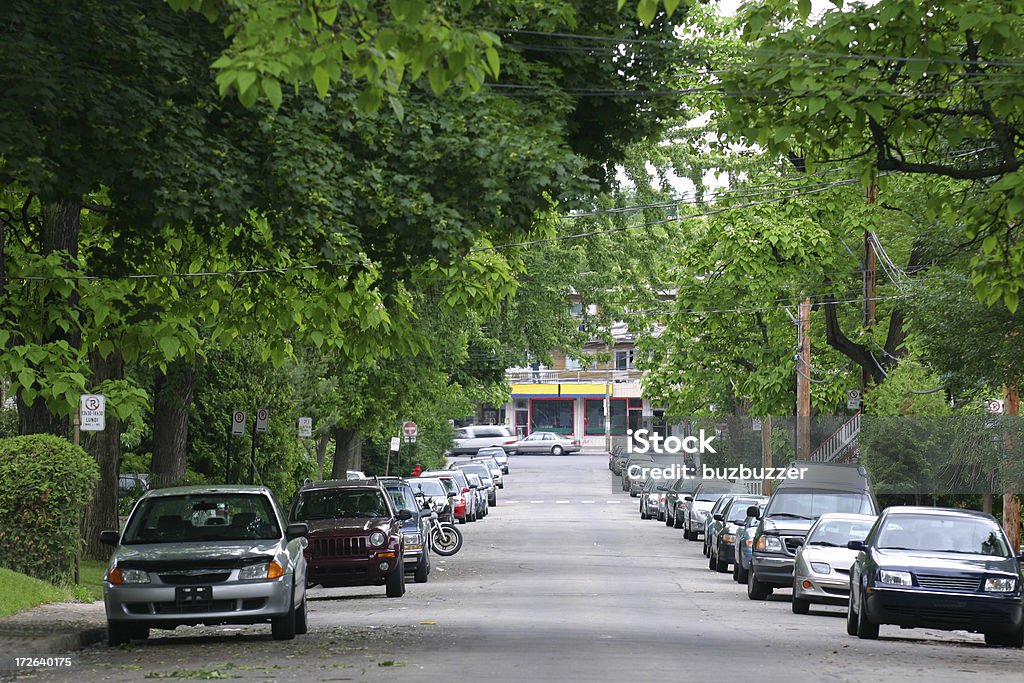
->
[792, 512, 877, 614]
[511, 431, 581, 455]
[101, 485, 309, 645]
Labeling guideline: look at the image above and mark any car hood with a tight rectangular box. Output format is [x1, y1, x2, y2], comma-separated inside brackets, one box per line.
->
[304, 518, 393, 534]
[799, 545, 859, 567]
[762, 517, 816, 536]
[874, 549, 1019, 575]
[114, 540, 283, 564]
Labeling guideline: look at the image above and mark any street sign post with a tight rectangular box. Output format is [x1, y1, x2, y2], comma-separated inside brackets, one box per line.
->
[987, 399, 1005, 414]
[298, 417, 313, 437]
[231, 410, 247, 435]
[847, 390, 862, 411]
[390, 437, 401, 452]
[80, 394, 105, 432]
[255, 408, 270, 432]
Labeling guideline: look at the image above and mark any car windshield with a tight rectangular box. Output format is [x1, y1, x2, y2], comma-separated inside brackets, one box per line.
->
[460, 464, 492, 482]
[807, 520, 876, 546]
[410, 479, 446, 496]
[122, 493, 281, 544]
[727, 500, 760, 523]
[696, 489, 731, 502]
[766, 490, 875, 519]
[292, 489, 388, 521]
[387, 487, 418, 513]
[877, 514, 1010, 556]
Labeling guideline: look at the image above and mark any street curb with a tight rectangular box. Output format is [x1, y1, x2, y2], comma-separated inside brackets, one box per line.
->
[0, 626, 106, 662]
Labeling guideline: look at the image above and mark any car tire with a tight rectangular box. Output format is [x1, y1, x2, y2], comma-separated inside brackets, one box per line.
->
[846, 596, 859, 636]
[716, 557, 729, 573]
[271, 583, 298, 640]
[791, 596, 810, 615]
[385, 563, 406, 598]
[736, 564, 749, 584]
[665, 511, 673, 527]
[498, 483, 504, 489]
[107, 622, 134, 647]
[414, 551, 430, 583]
[673, 514, 683, 530]
[856, 590, 879, 639]
[708, 553, 716, 571]
[732, 561, 741, 582]
[985, 627, 1024, 647]
[552, 445, 564, 456]
[457, 515, 467, 524]
[747, 569, 771, 600]
[294, 594, 308, 635]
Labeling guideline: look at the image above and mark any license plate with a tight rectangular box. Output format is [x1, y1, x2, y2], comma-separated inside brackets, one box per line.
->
[175, 585, 212, 609]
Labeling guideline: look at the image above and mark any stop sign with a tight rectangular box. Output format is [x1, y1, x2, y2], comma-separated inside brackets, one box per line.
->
[402, 421, 418, 437]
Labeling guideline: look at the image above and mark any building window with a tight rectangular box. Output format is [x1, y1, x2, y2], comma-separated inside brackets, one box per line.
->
[565, 356, 582, 371]
[584, 398, 628, 435]
[530, 399, 574, 435]
[615, 349, 635, 370]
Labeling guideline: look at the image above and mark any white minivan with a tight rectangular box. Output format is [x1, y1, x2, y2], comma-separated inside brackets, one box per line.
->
[450, 425, 518, 455]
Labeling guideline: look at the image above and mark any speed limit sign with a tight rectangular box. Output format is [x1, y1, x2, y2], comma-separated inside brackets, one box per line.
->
[231, 410, 247, 435]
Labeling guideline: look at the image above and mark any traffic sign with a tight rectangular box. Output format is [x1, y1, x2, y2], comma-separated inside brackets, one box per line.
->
[231, 410, 247, 435]
[255, 408, 270, 432]
[390, 437, 401, 452]
[847, 389, 862, 410]
[987, 399, 1005, 414]
[80, 394, 105, 432]
[752, 417, 762, 432]
[402, 421, 418, 437]
[298, 417, 313, 437]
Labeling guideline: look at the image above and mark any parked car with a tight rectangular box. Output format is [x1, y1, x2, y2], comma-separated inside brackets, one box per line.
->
[748, 462, 878, 601]
[475, 446, 509, 474]
[451, 424, 518, 455]
[462, 471, 490, 518]
[733, 501, 768, 584]
[682, 481, 745, 541]
[420, 469, 476, 523]
[702, 494, 739, 557]
[287, 480, 409, 598]
[383, 481, 433, 583]
[471, 456, 505, 489]
[848, 506, 1024, 646]
[639, 478, 665, 520]
[455, 462, 497, 506]
[621, 454, 655, 493]
[610, 446, 629, 475]
[791, 512, 877, 614]
[346, 470, 367, 480]
[512, 431, 580, 456]
[407, 477, 456, 524]
[708, 496, 767, 573]
[101, 485, 309, 645]
[665, 477, 702, 529]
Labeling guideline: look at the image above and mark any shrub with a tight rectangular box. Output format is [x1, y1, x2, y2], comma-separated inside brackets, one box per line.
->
[0, 434, 99, 584]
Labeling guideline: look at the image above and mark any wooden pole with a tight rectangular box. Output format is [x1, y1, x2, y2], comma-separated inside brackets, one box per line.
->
[863, 181, 877, 393]
[1004, 382, 1020, 552]
[796, 298, 812, 460]
[761, 416, 773, 497]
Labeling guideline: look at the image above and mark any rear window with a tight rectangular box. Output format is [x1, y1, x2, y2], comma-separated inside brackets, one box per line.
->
[476, 427, 506, 438]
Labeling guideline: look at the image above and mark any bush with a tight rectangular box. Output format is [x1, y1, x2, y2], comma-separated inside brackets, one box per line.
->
[0, 434, 99, 584]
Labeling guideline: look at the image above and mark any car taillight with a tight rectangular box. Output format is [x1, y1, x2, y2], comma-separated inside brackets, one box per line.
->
[462, 487, 470, 493]
[504, 439, 516, 445]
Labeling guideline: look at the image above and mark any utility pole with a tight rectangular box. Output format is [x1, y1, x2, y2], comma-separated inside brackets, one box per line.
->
[1004, 381, 1020, 552]
[862, 181, 878, 393]
[796, 298, 812, 460]
[761, 416, 773, 497]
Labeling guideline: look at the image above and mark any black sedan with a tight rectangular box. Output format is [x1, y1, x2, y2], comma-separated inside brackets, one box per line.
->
[848, 506, 1024, 646]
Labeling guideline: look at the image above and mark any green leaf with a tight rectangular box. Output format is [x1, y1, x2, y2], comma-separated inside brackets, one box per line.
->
[313, 66, 330, 99]
[235, 71, 257, 97]
[663, 0, 681, 16]
[485, 47, 500, 79]
[1005, 289, 1019, 314]
[159, 336, 180, 361]
[983, 234, 998, 253]
[637, 0, 657, 25]
[427, 66, 448, 95]
[262, 78, 283, 109]
[388, 95, 405, 122]
[797, 0, 812, 19]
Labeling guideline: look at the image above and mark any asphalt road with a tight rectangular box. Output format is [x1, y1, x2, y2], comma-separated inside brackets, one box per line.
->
[23, 455, 1024, 682]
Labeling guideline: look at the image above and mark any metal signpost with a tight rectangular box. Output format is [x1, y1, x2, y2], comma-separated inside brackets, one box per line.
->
[401, 421, 417, 474]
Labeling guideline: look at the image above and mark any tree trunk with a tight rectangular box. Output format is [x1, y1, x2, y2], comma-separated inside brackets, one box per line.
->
[81, 349, 123, 560]
[316, 433, 330, 481]
[983, 492, 994, 515]
[151, 359, 196, 488]
[18, 198, 83, 438]
[330, 427, 361, 479]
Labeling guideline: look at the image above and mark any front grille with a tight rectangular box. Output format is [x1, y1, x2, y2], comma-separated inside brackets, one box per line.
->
[152, 600, 236, 614]
[885, 604, 1006, 627]
[311, 536, 368, 559]
[915, 574, 981, 592]
[781, 536, 805, 556]
[158, 572, 231, 585]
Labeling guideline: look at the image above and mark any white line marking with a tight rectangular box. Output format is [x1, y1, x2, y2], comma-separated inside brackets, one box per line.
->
[581, 500, 596, 504]
[607, 500, 622, 504]
[555, 500, 570, 504]
[530, 500, 545, 504]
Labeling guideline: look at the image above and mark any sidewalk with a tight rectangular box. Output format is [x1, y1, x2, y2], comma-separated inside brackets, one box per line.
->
[0, 601, 105, 668]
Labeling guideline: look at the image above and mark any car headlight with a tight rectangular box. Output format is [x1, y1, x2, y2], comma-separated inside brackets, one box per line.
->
[107, 567, 150, 585]
[985, 577, 1016, 593]
[723, 534, 736, 544]
[369, 531, 387, 547]
[878, 569, 913, 586]
[403, 532, 422, 545]
[810, 562, 831, 574]
[757, 535, 784, 553]
[238, 561, 285, 581]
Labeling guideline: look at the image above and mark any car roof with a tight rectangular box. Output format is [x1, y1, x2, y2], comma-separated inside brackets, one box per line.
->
[141, 485, 272, 498]
[776, 462, 872, 492]
[881, 506, 996, 521]
[299, 479, 387, 492]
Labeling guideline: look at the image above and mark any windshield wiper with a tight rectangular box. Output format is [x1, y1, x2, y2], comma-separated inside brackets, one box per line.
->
[770, 512, 813, 519]
[809, 541, 839, 547]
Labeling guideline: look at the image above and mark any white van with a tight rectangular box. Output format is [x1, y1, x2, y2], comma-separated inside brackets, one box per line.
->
[451, 425, 517, 455]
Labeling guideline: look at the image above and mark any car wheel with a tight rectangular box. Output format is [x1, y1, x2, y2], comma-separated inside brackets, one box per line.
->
[791, 596, 810, 615]
[498, 483, 504, 489]
[856, 590, 879, 639]
[736, 564, 749, 584]
[385, 563, 406, 598]
[665, 511, 673, 527]
[107, 622, 134, 647]
[846, 595, 859, 636]
[985, 627, 1024, 647]
[708, 553, 716, 571]
[271, 583, 298, 640]
[552, 445, 564, 455]
[732, 561, 741, 582]
[457, 515, 467, 524]
[747, 568, 771, 600]
[294, 593, 308, 635]
[673, 514, 683, 530]
[414, 551, 430, 583]
[716, 557, 729, 573]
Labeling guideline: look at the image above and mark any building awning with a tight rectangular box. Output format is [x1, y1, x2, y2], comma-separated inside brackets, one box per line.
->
[511, 383, 609, 398]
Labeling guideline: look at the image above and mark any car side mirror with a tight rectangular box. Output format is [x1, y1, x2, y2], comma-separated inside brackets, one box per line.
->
[684, 495, 693, 502]
[712, 513, 724, 522]
[100, 530, 120, 546]
[847, 540, 866, 551]
[397, 509, 414, 520]
[746, 506, 761, 519]
[285, 522, 308, 540]
[446, 492, 456, 498]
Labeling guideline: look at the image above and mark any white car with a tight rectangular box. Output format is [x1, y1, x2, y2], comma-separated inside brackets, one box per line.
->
[451, 425, 517, 455]
[791, 513, 878, 614]
[511, 431, 580, 455]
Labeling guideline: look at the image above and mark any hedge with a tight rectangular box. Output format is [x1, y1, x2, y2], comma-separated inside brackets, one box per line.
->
[0, 434, 99, 584]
